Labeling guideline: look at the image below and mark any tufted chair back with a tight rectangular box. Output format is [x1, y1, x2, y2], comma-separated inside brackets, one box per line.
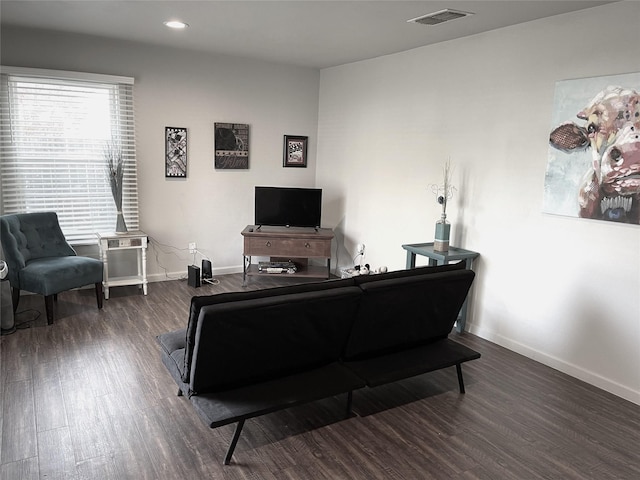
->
[1, 212, 76, 287]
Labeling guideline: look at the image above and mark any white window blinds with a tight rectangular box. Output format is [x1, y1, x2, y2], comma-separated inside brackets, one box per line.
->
[0, 67, 139, 244]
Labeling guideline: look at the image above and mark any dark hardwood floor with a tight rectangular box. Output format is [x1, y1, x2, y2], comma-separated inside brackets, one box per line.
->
[1, 274, 639, 479]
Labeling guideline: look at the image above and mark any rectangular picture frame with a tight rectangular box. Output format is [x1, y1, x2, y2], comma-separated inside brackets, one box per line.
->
[544, 72, 640, 224]
[283, 135, 308, 168]
[214, 123, 249, 169]
[165, 126, 187, 178]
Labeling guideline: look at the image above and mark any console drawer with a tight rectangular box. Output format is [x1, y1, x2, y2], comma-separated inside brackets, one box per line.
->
[245, 237, 330, 257]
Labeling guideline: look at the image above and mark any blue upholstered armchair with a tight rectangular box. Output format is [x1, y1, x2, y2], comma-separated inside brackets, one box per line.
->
[0, 212, 103, 325]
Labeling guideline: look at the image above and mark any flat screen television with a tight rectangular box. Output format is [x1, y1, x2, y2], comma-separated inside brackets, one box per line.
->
[255, 186, 322, 228]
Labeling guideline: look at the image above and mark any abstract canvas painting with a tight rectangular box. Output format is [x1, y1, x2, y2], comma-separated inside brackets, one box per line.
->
[544, 72, 639, 224]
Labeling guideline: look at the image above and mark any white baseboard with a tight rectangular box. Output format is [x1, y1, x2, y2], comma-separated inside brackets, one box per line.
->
[468, 324, 640, 406]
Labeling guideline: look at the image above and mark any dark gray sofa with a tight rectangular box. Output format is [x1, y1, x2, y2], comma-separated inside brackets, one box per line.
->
[157, 262, 480, 464]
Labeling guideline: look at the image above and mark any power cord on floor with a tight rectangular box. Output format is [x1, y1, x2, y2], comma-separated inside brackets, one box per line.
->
[1, 309, 43, 334]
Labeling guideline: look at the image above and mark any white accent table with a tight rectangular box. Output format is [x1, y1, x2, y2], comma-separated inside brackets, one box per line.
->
[97, 231, 148, 300]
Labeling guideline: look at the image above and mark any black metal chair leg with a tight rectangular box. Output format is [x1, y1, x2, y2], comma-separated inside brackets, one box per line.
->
[224, 420, 245, 465]
[456, 364, 466, 394]
[177, 388, 183, 396]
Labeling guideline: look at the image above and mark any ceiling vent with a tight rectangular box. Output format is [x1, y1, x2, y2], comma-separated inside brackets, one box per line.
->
[407, 8, 474, 26]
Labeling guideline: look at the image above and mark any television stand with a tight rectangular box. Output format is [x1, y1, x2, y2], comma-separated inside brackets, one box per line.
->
[241, 225, 334, 285]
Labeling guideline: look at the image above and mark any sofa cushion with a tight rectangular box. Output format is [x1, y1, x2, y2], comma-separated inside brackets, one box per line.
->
[158, 329, 199, 398]
[190, 363, 365, 429]
[189, 286, 362, 394]
[181, 277, 355, 382]
[344, 269, 475, 360]
[157, 329, 187, 361]
[344, 338, 481, 387]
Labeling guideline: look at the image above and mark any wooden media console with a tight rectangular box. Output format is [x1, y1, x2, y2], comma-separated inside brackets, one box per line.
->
[241, 225, 334, 285]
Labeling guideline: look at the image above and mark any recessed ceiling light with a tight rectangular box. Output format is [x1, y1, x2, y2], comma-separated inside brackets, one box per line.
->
[164, 20, 189, 29]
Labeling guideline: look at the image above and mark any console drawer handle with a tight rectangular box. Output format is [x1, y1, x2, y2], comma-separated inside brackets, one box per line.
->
[266, 241, 271, 247]
[305, 242, 310, 248]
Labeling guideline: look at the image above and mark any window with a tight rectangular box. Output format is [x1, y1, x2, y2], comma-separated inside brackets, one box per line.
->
[0, 67, 139, 244]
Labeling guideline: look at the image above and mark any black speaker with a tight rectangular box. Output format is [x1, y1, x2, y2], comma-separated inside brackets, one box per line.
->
[202, 259, 212, 279]
[188, 265, 201, 288]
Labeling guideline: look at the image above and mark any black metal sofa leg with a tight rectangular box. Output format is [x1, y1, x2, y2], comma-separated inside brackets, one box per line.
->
[224, 420, 245, 465]
[346, 391, 354, 418]
[456, 364, 466, 394]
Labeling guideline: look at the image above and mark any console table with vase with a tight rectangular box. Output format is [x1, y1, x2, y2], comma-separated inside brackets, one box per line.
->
[242, 225, 334, 285]
[402, 242, 479, 333]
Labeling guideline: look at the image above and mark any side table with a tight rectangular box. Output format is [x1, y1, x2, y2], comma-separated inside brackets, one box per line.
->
[401, 242, 479, 333]
[97, 231, 148, 300]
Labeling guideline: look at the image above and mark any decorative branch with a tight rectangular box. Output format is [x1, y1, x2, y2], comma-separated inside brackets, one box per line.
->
[104, 141, 124, 209]
[430, 159, 456, 218]
[104, 140, 127, 232]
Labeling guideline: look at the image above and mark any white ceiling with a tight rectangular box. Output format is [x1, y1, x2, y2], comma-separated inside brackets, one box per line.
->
[0, 0, 617, 69]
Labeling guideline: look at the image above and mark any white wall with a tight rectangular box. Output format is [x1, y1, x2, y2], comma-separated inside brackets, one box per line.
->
[317, 1, 640, 405]
[1, 27, 320, 278]
[2, 2, 639, 406]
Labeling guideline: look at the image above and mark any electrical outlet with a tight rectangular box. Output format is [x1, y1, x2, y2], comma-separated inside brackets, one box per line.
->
[189, 242, 196, 254]
[357, 243, 365, 255]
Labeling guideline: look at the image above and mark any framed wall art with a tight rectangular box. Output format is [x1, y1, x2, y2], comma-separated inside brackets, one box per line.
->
[165, 126, 187, 178]
[214, 123, 249, 169]
[283, 135, 308, 167]
[544, 72, 639, 224]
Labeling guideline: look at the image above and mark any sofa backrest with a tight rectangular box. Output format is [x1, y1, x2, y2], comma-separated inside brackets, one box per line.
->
[344, 269, 475, 360]
[182, 277, 355, 382]
[353, 260, 466, 285]
[189, 286, 362, 394]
